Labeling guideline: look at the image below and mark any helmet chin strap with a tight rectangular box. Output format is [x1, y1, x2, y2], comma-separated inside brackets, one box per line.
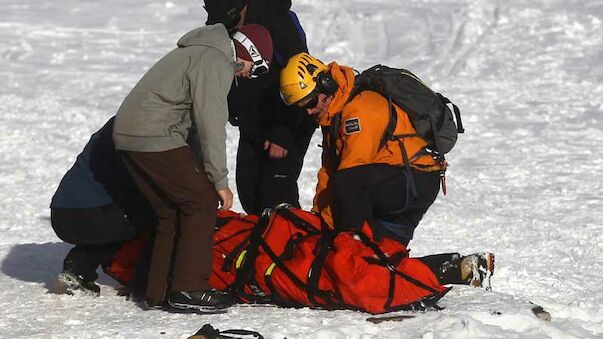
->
[230, 40, 240, 86]
[229, 40, 237, 63]
[232, 31, 270, 79]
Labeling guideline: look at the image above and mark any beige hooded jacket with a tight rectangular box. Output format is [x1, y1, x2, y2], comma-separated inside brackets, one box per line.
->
[113, 24, 234, 190]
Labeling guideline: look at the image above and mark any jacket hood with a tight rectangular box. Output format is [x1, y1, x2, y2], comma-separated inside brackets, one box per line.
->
[177, 24, 235, 61]
[319, 63, 356, 126]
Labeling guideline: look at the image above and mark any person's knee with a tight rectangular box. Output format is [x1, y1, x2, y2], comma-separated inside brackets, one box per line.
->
[376, 219, 416, 246]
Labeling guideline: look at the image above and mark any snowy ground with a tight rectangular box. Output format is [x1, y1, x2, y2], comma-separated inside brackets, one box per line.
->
[1, 0, 602, 338]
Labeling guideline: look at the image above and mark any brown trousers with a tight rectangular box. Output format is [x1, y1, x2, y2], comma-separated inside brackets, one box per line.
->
[121, 147, 218, 302]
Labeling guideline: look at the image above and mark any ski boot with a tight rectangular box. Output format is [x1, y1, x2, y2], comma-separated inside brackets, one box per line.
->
[50, 271, 101, 296]
[167, 289, 233, 314]
[460, 252, 495, 290]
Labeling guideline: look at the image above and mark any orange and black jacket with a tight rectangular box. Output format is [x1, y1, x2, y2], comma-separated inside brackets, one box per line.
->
[313, 63, 438, 228]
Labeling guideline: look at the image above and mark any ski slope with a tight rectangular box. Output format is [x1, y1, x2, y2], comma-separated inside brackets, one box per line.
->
[0, 0, 602, 337]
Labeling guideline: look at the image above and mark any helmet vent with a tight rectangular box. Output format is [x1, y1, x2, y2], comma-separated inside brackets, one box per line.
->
[306, 64, 318, 75]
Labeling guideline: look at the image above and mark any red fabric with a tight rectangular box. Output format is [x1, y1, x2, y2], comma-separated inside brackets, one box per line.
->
[252, 209, 336, 306]
[210, 208, 448, 314]
[326, 224, 446, 313]
[107, 208, 449, 314]
[209, 211, 257, 292]
[104, 233, 149, 286]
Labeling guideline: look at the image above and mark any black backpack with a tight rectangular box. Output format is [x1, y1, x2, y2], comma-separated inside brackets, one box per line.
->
[349, 65, 464, 157]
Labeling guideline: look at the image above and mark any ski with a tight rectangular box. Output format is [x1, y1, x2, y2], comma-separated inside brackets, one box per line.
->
[366, 314, 416, 323]
[366, 302, 551, 324]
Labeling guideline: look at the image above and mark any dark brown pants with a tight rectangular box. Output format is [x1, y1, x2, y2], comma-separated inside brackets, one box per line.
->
[121, 147, 218, 302]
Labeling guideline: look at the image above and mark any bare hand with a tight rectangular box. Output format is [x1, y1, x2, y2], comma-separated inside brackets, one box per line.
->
[217, 187, 233, 211]
[264, 140, 288, 159]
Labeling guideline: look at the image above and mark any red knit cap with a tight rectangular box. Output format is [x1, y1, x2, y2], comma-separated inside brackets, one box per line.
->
[233, 24, 273, 65]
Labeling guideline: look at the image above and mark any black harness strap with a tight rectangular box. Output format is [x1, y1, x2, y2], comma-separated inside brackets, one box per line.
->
[221, 236, 251, 272]
[355, 230, 441, 300]
[261, 207, 337, 307]
[227, 213, 271, 296]
[276, 208, 322, 234]
[306, 230, 336, 305]
[277, 208, 338, 306]
[259, 239, 334, 305]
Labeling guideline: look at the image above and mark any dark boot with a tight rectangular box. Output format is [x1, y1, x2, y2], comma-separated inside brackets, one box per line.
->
[50, 271, 101, 296]
[167, 289, 233, 313]
[460, 252, 495, 289]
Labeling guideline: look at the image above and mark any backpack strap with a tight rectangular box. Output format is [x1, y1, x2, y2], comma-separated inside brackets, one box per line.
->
[325, 113, 342, 173]
[383, 94, 419, 200]
[397, 138, 418, 200]
[379, 95, 399, 150]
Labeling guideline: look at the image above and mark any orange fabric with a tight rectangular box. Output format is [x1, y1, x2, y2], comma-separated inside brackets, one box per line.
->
[209, 211, 258, 294]
[228, 208, 448, 314]
[106, 208, 449, 314]
[313, 63, 436, 228]
[103, 233, 149, 286]
[327, 222, 448, 314]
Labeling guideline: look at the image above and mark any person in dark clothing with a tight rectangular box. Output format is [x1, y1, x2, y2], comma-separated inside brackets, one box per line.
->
[50, 117, 156, 296]
[205, 0, 317, 214]
[204, 0, 248, 32]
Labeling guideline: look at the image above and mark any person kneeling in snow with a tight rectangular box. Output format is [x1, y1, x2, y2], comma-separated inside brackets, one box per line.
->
[280, 53, 442, 247]
[50, 117, 156, 297]
[50, 22, 274, 315]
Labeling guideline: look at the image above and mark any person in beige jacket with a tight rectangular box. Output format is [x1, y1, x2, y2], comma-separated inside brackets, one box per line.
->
[113, 23, 273, 312]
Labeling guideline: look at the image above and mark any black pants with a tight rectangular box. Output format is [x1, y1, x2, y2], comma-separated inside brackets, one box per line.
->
[331, 164, 440, 245]
[236, 125, 315, 214]
[419, 253, 464, 285]
[51, 202, 153, 282]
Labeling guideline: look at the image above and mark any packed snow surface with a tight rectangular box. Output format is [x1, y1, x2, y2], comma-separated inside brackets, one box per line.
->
[1, 0, 602, 338]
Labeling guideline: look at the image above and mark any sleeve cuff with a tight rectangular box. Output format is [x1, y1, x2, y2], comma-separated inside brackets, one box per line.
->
[213, 176, 229, 191]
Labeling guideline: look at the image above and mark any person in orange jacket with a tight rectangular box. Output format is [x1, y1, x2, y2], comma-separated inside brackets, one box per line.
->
[279, 53, 443, 246]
